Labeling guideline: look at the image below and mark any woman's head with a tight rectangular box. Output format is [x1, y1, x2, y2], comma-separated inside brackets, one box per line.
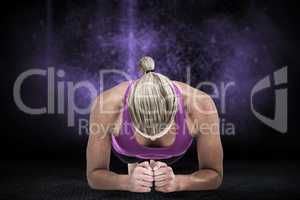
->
[128, 56, 178, 141]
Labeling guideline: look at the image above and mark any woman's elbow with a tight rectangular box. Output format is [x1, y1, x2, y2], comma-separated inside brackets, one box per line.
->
[87, 171, 98, 190]
[204, 171, 223, 190]
[212, 173, 223, 190]
[87, 179, 97, 190]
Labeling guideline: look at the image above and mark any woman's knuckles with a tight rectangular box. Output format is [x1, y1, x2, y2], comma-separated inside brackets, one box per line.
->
[131, 162, 176, 193]
[145, 176, 154, 182]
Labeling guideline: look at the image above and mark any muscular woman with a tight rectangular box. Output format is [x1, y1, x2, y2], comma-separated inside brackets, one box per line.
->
[86, 56, 223, 193]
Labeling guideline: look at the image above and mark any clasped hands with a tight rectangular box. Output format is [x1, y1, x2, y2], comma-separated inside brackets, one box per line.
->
[128, 160, 178, 193]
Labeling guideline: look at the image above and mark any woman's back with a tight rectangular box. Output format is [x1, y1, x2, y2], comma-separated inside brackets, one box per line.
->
[96, 79, 209, 141]
[110, 80, 193, 163]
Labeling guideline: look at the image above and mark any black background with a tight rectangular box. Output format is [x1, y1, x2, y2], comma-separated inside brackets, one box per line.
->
[1, 0, 300, 199]
[1, 0, 299, 161]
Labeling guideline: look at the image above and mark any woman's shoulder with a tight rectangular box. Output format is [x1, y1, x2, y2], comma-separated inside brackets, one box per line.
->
[172, 81, 211, 100]
[172, 81, 216, 115]
[90, 81, 132, 120]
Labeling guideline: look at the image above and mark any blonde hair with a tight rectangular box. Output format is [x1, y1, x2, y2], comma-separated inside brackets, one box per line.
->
[128, 56, 178, 140]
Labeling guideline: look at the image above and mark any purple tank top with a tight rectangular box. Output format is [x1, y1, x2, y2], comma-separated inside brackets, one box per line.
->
[111, 81, 194, 160]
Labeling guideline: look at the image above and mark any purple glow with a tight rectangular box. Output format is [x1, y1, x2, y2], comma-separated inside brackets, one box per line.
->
[124, 0, 137, 73]
[24, 1, 287, 132]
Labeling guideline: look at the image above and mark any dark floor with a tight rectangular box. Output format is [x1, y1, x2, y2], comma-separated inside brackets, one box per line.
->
[0, 160, 299, 200]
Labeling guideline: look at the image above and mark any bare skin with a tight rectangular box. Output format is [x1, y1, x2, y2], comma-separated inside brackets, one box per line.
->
[86, 80, 223, 192]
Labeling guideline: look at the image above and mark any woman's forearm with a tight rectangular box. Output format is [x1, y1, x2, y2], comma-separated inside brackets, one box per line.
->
[175, 169, 223, 191]
[87, 169, 130, 191]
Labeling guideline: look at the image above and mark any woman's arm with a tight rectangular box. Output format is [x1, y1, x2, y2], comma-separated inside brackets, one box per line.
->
[86, 86, 153, 192]
[175, 128, 223, 191]
[154, 92, 223, 192]
[86, 131, 130, 190]
[86, 90, 129, 190]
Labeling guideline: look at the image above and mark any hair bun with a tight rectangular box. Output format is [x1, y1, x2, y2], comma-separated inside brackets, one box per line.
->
[139, 56, 155, 74]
